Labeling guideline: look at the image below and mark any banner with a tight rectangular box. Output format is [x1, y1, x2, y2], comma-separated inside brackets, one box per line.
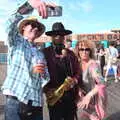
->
[77, 33, 120, 41]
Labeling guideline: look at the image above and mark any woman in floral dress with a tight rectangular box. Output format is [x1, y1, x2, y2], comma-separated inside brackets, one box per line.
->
[75, 40, 107, 120]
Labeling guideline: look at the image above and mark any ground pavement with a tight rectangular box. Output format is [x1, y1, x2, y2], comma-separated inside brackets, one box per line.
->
[0, 80, 120, 120]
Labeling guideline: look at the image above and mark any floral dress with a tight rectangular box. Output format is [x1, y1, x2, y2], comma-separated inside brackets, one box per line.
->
[77, 60, 107, 120]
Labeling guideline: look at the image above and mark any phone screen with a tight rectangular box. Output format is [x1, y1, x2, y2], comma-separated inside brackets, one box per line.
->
[47, 6, 62, 17]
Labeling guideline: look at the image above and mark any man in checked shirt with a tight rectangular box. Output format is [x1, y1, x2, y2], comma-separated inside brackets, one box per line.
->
[1, 0, 56, 120]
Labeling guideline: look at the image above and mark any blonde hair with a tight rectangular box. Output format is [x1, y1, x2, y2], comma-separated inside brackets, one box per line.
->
[75, 40, 96, 60]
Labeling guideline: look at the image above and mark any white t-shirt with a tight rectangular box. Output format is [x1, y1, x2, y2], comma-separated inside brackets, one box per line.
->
[108, 46, 119, 58]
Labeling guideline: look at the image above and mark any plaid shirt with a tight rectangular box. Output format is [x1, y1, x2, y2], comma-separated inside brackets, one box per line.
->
[1, 13, 50, 107]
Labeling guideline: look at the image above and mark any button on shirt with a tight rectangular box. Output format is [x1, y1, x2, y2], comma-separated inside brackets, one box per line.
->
[1, 13, 50, 106]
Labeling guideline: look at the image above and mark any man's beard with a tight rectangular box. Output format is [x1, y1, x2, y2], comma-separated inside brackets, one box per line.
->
[53, 43, 65, 55]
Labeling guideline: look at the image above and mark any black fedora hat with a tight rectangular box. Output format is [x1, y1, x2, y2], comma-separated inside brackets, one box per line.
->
[45, 22, 72, 36]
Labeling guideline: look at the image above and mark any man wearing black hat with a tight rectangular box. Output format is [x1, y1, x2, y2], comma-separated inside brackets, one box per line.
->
[43, 22, 83, 120]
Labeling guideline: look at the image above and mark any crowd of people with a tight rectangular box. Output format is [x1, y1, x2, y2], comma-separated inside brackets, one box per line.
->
[96, 41, 120, 82]
[1, 0, 120, 120]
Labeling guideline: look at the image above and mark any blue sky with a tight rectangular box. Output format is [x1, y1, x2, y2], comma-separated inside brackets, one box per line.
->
[0, 0, 120, 41]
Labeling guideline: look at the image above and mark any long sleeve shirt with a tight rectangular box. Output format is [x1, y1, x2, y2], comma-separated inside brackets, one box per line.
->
[1, 9, 50, 107]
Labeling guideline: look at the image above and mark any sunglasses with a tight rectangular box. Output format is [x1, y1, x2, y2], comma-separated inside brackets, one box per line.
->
[79, 48, 91, 51]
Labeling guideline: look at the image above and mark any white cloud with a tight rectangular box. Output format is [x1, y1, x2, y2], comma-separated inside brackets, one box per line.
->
[0, 29, 7, 41]
[0, 19, 4, 23]
[96, 30, 112, 33]
[0, 23, 7, 41]
[79, 1, 93, 12]
[68, 0, 93, 12]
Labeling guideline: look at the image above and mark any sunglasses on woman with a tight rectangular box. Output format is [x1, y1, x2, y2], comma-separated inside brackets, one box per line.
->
[79, 48, 91, 51]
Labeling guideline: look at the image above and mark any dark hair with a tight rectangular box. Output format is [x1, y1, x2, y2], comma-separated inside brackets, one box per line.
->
[66, 39, 72, 43]
[100, 44, 104, 51]
[109, 41, 115, 46]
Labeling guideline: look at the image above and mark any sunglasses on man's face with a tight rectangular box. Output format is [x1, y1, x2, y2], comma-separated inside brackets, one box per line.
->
[79, 48, 91, 51]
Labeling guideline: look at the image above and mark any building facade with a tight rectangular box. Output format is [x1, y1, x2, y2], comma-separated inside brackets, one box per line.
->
[0, 41, 7, 87]
[0, 33, 120, 86]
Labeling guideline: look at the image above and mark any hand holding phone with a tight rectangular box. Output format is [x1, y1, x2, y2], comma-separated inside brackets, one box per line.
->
[17, 1, 62, 17]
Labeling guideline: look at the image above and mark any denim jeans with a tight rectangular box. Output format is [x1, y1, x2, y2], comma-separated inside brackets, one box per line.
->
[4, 96, 43, 120]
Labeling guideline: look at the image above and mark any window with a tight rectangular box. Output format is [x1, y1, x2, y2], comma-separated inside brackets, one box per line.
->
[0, 53, 7, 64]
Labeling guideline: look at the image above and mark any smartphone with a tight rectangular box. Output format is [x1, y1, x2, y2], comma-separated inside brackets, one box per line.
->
[18, 2, 62, 17]
[47, 6, 62, 17]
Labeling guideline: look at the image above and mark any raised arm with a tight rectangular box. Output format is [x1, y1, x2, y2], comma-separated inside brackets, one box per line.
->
[6, 13, 23, 47]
